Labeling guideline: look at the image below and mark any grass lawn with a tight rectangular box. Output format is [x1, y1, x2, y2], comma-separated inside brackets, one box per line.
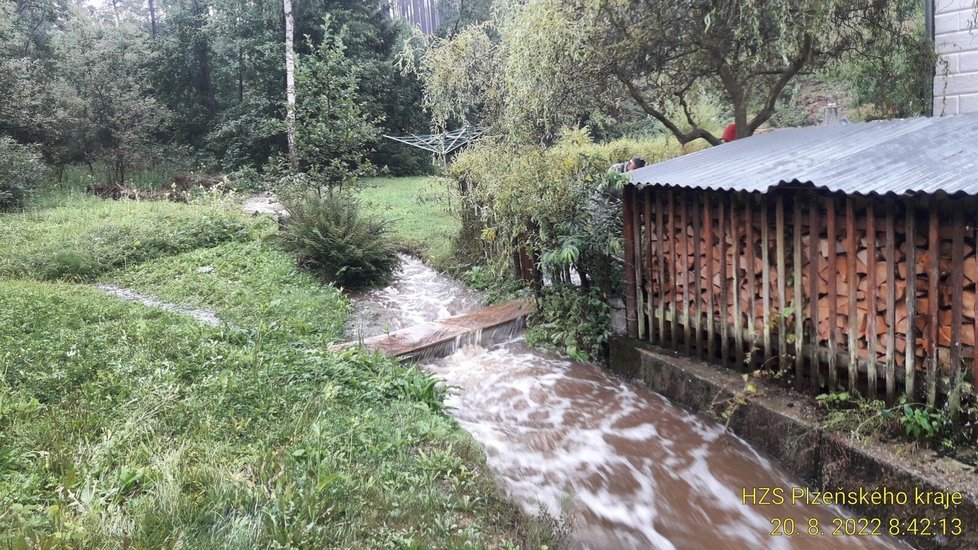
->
[356, 176, 458, 268]
[0, 191, 553, 548]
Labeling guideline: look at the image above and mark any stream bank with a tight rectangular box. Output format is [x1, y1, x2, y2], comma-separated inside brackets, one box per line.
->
[346, 256, 911, 548]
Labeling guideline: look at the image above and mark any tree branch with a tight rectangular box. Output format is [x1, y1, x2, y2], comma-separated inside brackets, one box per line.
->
[615, 71, 721, 146]
[747, 35, 814, 134]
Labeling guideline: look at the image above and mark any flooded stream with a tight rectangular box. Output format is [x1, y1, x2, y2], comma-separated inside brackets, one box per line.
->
[346, 254, 483, 340]
[423, 342, 907, 549]
[351, 257, 908, 549]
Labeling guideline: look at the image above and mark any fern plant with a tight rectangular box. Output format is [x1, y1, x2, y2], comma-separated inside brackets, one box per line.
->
[275, 193, 400, 289]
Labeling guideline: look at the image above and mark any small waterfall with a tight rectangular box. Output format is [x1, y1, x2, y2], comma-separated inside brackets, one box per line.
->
[340, 256, 909, 548]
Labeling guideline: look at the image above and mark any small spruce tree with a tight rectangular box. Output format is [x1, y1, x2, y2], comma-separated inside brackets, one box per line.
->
[293, 19, 380, 193]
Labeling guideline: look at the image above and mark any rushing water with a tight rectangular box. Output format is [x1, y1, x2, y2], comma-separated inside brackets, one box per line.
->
[346, 254, 484, 340]
[423, 342, 907, 549]
[350, 257, 907, 549]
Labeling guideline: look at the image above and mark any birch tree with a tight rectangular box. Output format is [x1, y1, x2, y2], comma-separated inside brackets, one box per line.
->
[284, 0, 298, 170]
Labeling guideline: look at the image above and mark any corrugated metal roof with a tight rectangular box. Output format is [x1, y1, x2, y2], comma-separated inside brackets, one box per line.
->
[628, 114, 978, 196]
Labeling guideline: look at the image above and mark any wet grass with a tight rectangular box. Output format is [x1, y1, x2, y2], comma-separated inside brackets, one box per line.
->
[356, 176, 458, 268]
[0, 191, 557, 548]
[0, 191, 251, 282]
[104, 240, 349, 348]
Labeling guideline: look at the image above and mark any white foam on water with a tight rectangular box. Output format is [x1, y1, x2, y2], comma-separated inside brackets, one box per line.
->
[422, 341, 910, 550]
[346, 254, 484, 339]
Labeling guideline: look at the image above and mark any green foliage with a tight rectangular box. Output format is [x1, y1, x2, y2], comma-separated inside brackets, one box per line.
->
[898, 401, 945, 440]
[0, 191, 554, 548]
[0, 137, 46, 210]
[450, 129, 691, 285]
[356, 175, 458, 267]
[526, 285, 612, 361]
[0, 279, 548, 548]
[105, 240, 350, 348]
[0, 195, 251, 281]
[399, 23, 499, 132]
[407, 0, 933, 145]
[41, 7, 170, 183]
[814, 390, 971, 448]
[275, 192, 400, 289]
[292, 20, 380, 192]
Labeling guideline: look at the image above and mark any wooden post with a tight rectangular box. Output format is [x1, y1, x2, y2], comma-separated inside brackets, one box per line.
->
[927, 205, 939, 408]
[847, 198, 859, 392]
[762, 197, 772, 359]
[745, 196, 758, 368]
[732, 195, 745, 368]
[885, 204, 897, 403]
[623, 185, 638, 338]
[681, 191, 692, 354]
[644, 189, 655, 344]
[657, 190, 667, 342]
[949, 211, 965, 412]
[826, 196, 838, 389]
[793, 196, 805, 391]
[719, 195, 729, 365]
[809, 196, 821, 389]
[705, 193, 716, 359]
[669, 190, 678, 345]
[633, 187, 646, 340]
[905, 203, 917, 401]
[866, 204, 878, 400]
[974, 224, 978, 400]
[776, 195, 788, 372]
[693, 195, 704, 359]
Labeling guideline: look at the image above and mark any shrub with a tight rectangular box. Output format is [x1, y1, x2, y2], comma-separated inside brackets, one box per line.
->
[448, 128, 689, 293]
[0, 137, 46, 210]
[275, 193, 400, 289]
[526, 284, 612, 361]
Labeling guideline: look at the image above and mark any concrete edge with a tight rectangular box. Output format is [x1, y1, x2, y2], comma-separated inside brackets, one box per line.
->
[331, 300, 532, 362]
[611, 336, 978, 550]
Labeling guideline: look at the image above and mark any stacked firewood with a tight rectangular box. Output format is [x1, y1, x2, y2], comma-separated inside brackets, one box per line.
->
[640, 201, 971, 376]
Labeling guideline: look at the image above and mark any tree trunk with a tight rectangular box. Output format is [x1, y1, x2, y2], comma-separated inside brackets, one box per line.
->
[284, 0, 299, 171]
[192, 0, 219, 115]
[148, 0, 158, 38]
[238, 46, 244, 103]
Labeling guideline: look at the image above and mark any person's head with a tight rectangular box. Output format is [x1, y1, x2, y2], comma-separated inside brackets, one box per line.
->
[626, 156, 646, 171]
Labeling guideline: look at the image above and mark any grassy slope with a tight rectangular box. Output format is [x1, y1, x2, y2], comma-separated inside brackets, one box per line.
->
[0, 193, 551, 548]
[356, 176, 457, 268]
[0, 192, 251, 281]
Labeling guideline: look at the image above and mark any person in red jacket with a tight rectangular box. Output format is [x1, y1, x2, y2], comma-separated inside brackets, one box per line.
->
[722, 123, 737, 142]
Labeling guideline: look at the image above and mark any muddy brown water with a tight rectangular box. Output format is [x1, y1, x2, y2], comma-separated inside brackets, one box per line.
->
[345, 254, 484, 340]
[352, 258, 909, 549]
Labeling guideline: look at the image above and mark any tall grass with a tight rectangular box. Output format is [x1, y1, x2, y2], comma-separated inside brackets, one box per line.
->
[0, 195, 252, 281]
[356, 176, 458, 268]
[0, 190, 557, 548]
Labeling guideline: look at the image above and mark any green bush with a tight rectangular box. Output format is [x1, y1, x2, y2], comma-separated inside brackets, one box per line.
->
[449, 129, 690, 293]
[526, 284, 612, 361]
[0, 137, 47, 211]
[275, 193, 400, 289]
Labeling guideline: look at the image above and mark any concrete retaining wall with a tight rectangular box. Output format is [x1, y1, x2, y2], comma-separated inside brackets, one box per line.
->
[611, 337, 978, 549]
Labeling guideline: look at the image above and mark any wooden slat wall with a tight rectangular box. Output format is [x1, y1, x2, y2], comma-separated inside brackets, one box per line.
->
[623, 187, 977, 410]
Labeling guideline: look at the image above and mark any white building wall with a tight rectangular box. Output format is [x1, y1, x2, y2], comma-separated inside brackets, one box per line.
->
[934, 0, 978, 114]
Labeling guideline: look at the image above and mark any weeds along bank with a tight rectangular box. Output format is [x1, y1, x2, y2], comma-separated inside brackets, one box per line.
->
[448, 130, 700, 360]
[0, 194, 552, 547]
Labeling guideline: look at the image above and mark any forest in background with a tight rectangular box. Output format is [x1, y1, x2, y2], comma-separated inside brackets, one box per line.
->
[0, 0, 442, 189]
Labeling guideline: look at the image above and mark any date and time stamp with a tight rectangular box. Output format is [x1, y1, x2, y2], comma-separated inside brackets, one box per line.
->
[743, 486, 968, 538]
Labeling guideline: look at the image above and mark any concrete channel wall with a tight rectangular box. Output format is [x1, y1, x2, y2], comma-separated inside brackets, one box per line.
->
[611, 336, 978, 550]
